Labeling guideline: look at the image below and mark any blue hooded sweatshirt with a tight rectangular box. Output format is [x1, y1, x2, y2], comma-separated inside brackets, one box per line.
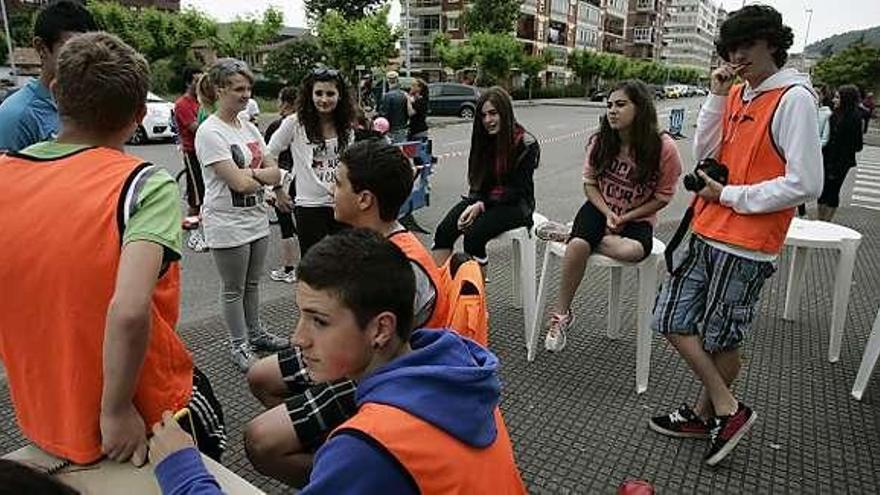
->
[301, 329, 502, 494]
[152, 330, 501, 494]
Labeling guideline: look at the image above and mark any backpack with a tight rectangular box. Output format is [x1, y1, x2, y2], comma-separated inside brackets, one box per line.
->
[442, 253, 489, 347]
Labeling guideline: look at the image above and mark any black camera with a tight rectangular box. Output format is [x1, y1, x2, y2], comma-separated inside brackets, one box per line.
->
[683, 158, 729, 192]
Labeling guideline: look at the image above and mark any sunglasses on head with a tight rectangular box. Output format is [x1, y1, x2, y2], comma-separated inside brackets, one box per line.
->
[312, 67, 340, 79]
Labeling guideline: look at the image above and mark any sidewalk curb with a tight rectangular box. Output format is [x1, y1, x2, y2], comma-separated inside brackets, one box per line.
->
[513, 99, 605, 109]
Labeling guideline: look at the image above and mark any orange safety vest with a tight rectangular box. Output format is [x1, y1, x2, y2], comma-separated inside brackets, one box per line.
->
[443, 258, 489, 347]
[0, 147, 193, 464]
[333, 403, 526, 494]
[692, 84, 797, 254]
[388, 231, 451, 329]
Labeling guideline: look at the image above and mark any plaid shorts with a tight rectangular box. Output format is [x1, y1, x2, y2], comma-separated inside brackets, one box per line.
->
[277, 347, 358, 450]
[652, 236, 776, 352]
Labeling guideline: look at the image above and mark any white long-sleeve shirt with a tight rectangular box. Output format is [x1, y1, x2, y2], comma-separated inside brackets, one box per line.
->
[693, 68, 824, 216]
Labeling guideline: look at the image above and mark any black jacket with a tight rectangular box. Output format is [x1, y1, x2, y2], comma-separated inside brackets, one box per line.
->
[823, 112, 863, 174]
[468, 131, 540, 218]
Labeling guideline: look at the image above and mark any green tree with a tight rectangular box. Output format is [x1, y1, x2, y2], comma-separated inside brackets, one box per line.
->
[568, 49, 602, 93]
[317, 8, 398, 80]
[469, 32, 522, 88]
[462, 0, 520, 34]
[814, 42, 880, 91]
[433, 34, 476, 78]
[88, 1, 218, 64]
[304, 0, 386, 22]
[7, 10, 35, 47]
[263, 38, 326, 86]
[519, 51, 552, 100]
[217, 8, 284, 60]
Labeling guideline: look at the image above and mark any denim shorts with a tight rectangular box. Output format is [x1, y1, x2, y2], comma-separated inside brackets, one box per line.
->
[652, 236, 776, 352]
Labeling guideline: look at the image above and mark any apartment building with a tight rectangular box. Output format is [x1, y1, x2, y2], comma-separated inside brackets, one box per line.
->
[662, 0, 720, 71]
[624, 0, 666, 61]
[575, 1, 602, 52]
[403, 0, 666, 81]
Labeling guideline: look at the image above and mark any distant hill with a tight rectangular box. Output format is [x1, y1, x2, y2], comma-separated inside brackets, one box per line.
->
[805, 25, 880, 57]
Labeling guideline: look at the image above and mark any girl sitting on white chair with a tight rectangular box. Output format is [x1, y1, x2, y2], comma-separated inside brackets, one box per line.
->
[544, 80, 683, 352]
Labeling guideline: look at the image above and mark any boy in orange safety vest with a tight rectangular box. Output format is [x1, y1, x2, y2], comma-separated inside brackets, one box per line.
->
[0, 32, 226, 467]
[648, 5, 823, 466]
[149, 229, 526, 494]
[239, 139, 453, 486]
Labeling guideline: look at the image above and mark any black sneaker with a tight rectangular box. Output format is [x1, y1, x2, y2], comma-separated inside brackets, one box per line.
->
[705, 402, 757, 466]
[648, 404, 709, 439]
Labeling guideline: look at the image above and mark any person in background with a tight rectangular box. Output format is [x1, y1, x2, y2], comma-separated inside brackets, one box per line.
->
[267, 67, 355, 258]
[265, 86, 299, 284]
[379, 71, 409, 143]
[407, 78, 430, 142]
[817, 85, 864, 221]
[0, 1, 96, 153]
[799, 84, 833, 217]
[431, 87, 540, 276]
[543, 80, 682, 352]
[239, 97, 261, 125]
[174, 66, 208, 251]
[195, 58, 289, 372]
[860, 91, 874, 134]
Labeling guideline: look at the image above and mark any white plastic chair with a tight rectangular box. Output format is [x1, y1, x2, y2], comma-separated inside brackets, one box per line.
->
[487, 212, 545, 355]
[529, 233, 665, 394]
[782, 218, 862, 362]
[851, 307, 880, 400]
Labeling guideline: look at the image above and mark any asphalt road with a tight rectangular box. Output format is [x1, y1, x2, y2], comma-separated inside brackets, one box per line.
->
[128, 97, 706, 326]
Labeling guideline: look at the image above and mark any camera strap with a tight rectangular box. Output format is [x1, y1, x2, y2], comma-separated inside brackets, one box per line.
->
[664, 197, 697, 274]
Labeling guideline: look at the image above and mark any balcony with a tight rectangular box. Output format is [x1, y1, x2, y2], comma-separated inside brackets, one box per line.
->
[636, 0, 656, 11]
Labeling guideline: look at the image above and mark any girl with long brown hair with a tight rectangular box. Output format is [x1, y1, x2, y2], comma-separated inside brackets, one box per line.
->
[544, 79, 682, 352]
[432, 87, 540, 269]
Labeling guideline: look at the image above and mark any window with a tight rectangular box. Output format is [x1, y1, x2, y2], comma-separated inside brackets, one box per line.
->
[441, 85, 475, 97]
[446, 15, 460, 31]
[634, 26, 652, 43]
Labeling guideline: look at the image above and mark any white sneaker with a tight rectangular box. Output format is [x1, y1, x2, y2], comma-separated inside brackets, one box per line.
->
[186, 230, 208, 253]
[230, 342, 256, 372]
[544, 311, 574, 352]
[270, 268, 296, 283]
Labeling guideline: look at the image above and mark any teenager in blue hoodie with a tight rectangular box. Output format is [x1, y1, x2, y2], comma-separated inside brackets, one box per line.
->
[149, 229, 525, 494]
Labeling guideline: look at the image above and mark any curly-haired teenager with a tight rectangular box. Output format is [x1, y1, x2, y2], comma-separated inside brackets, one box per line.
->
[648, 5, 822, 466]
[267, 68, 355, 257]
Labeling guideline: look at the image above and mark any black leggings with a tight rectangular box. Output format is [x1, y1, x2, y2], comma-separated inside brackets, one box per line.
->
[432, 199, 531, 262]
[183, 151, 205, 211]
[817, 167, 852, 208]
[569, 201, 653, 261]
[275, 182, 297, 239]
[293, 206, 346, 257]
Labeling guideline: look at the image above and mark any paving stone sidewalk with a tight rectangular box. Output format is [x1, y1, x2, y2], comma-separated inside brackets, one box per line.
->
[2, 207, 880, 494]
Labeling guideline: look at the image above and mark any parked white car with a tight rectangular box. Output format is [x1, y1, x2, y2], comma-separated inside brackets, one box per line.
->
[129, 92, 176, 145]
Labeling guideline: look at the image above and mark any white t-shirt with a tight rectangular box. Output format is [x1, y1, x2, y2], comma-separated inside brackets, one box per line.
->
[267, 114, 353, 207]
[195, 114, 270, 248]
[238, 98, 260, 122]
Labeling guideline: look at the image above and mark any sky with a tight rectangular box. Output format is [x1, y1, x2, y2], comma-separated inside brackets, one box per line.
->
[181, 0, 879, 53]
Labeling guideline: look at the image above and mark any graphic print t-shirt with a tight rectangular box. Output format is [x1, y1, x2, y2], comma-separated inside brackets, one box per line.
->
[195, 114, 270, 248]
[582, 133, 682, 225]
[267, 115, 348, 207]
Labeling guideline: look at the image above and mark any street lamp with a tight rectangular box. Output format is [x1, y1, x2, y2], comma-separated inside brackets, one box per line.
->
[802, 7, 813, 72]
[404, 0, 412, 77]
